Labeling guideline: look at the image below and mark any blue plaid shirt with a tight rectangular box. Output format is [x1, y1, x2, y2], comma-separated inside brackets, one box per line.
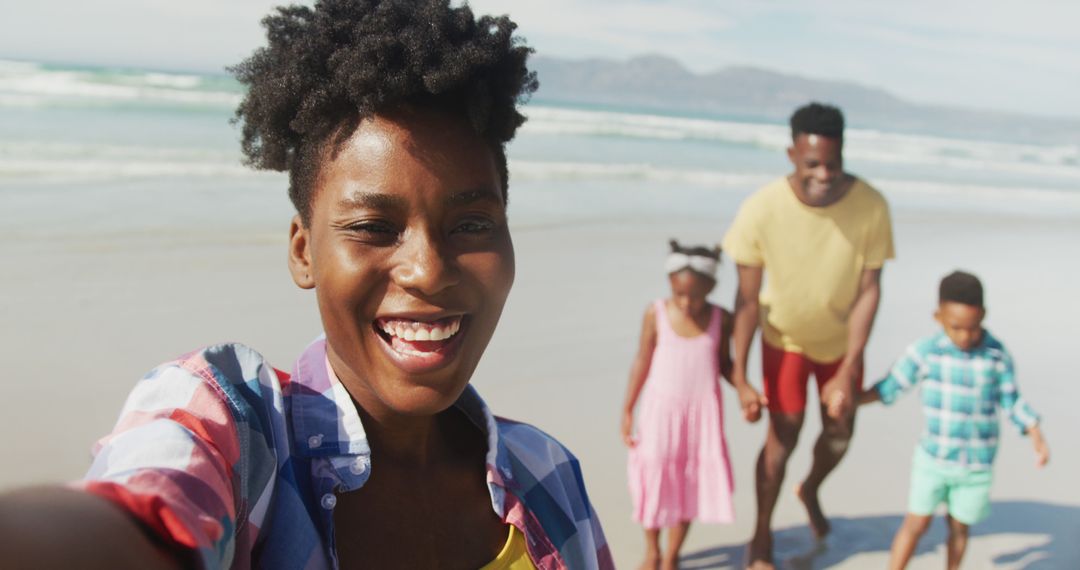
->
[872, 329, 1040, 471]
[82, 337, 613, 569]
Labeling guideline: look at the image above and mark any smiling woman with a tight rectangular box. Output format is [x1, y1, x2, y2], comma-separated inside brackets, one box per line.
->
[0, 1, 612, 569]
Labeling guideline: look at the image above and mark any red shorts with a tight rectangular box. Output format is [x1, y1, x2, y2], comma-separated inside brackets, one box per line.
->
[762, 341, 863, 415]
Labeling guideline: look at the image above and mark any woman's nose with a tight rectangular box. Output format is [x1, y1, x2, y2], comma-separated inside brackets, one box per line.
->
[391, 231, 461, 296]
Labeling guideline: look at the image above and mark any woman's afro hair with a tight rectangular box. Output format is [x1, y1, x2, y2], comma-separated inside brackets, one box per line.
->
[230, 0, 538, 222]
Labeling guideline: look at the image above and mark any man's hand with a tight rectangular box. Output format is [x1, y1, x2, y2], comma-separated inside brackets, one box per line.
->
[822, 366, 857, 420]
[621, 410, 636, 448]
[736, 383, 768, 423]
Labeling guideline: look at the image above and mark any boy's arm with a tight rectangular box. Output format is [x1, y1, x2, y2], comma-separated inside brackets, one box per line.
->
[995, 351, 1047, 466]
[622, 304, 658, 447]
[1028, 424, 1050, 467]
[868, 341, 926, 407]
[857, 387, 881, 406]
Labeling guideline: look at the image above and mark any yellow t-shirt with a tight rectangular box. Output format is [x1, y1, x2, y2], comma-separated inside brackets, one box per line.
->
[722, 176, 894, 362]
[478, 525, 536, 570]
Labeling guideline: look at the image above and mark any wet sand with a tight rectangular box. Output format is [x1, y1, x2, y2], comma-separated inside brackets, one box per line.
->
[1, 177, 1078, 568]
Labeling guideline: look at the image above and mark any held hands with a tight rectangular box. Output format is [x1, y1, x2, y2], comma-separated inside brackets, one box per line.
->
[736, 383, 768, 423]
[823, 366, 857, 420]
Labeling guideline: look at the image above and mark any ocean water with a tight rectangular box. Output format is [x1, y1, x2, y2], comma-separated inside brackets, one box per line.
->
[3, 58, 1080, 237]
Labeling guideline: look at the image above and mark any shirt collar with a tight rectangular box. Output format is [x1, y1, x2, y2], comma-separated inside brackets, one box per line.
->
[288, 335, 513, 507]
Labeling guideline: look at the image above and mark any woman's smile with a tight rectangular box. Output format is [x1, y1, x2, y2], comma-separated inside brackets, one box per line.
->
[372, 314, 469, 373]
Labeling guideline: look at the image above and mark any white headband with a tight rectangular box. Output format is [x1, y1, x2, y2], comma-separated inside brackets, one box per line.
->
[665, 252, 718, 278]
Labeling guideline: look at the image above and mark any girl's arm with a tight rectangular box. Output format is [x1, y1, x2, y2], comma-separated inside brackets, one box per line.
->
[718, 307, 735, 384]
[622, 304, 658, 447]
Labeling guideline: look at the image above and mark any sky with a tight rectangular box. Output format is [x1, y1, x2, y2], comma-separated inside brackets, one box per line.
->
[4, 0, 1079, 118]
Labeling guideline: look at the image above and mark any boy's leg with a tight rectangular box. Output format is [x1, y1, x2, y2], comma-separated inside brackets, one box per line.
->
[945, 515, 969, 570]
[661, 521, 690, 570]
[890, 448, 948, 569]
[888, 513, 933, 570]
[748, 343, 811, 568]
[642, 528, 661, 570]
[798, 357, 864, 538]
[943, 468, 991, 570]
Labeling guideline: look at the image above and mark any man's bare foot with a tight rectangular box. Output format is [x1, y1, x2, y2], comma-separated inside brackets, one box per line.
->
[745, 533, 775, 570]
[795, 482, 831, 540]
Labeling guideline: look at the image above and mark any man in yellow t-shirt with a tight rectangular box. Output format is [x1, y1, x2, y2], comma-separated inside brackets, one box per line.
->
[722, 103, 894, 570]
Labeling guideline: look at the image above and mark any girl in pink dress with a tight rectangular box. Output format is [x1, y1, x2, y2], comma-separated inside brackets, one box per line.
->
[622, 240, 739, 570]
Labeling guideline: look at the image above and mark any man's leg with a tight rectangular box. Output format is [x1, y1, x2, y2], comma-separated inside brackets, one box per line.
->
[888, 513, 933, 570]
[797, 358, 863, 538]
[945, 515, 969, 570]
[748, 343, 812, 569]
[747, 411, 804, 569]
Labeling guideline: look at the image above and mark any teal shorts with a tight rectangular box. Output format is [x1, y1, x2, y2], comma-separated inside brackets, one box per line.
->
[908, 447, 992, 525]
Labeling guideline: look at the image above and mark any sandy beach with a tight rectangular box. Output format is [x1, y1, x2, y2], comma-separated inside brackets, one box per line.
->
[2, 166, 1078, 568]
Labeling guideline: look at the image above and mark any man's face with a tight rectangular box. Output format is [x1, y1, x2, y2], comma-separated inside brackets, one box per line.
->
[787, 133, 845, 207]
[288, 108, 515, 420]
[935, 301, 985, 352]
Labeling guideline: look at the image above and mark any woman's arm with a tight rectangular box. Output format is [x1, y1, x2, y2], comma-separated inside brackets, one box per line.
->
[0, 486, 186, 570]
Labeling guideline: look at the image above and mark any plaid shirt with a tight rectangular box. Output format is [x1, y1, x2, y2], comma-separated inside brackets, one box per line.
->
[872, 329, 1040, 471]
[80, 338, 613, 569]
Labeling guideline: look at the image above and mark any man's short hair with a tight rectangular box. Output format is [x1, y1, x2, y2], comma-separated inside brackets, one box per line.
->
[939, 270, 984, 307]
[790, 102, 844, 140]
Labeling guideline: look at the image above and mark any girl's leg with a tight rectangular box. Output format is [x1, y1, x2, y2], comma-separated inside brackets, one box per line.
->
[945, 515, 969, 570]
[888, 513, 933, 570]
[661, 521, 691, 570]
[641, 528, 661, 570]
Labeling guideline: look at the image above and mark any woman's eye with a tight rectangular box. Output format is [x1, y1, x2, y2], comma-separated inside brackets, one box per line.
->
[344, 221, 399, 242]
[452, 218, 496, 234]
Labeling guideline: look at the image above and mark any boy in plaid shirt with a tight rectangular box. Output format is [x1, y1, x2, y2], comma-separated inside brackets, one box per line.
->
[859, 271, 1049, 570]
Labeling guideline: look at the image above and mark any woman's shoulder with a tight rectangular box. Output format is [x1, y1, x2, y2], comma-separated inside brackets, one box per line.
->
[150, 342, 284, 385]
[130, 343, 288, 418]
[494, 416, 581, 466]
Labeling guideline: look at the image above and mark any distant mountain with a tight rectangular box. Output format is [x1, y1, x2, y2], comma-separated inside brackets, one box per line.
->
[531, 55, 1080, 145]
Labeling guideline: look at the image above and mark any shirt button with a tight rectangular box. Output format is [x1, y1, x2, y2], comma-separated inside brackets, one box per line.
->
[308, 434, 324, 449]
[349, 458, 368, 475]
[321, 493, 337, 510]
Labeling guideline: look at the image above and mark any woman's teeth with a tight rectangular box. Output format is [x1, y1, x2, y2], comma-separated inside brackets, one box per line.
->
[378, 318, 461, 342]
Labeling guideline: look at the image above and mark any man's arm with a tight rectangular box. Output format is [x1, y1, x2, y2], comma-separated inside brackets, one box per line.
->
[731, 264, 768, 422]
[824, 267, 882, 419]
[0, 486, 186, 570]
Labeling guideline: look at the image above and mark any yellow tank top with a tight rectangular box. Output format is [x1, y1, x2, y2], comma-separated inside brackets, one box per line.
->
[478, 525, 535, 570]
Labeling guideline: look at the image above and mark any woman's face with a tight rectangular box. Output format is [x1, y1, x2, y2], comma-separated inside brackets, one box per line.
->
[289, 108, 514, 419]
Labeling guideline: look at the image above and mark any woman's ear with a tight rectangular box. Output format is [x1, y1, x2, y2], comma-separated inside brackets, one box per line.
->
[288, 214, 316, 289]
